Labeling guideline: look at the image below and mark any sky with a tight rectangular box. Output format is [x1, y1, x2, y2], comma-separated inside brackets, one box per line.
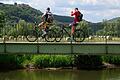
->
[0, 0, 120, 23]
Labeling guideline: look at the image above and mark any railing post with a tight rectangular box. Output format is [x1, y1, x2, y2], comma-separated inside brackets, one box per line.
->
[70, 36, 73, 54]
[105, 35, 108, 54]
[37, 38, 39, 54]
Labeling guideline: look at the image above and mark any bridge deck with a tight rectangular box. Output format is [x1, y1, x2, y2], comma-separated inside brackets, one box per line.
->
[0, 42, 120, 55]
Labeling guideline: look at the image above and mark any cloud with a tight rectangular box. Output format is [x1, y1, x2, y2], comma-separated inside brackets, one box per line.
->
[83, 8, 120, 22]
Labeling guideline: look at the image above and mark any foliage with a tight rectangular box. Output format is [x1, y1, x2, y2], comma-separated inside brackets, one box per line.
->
[77, 21, 91, 37]
[0, 11, 5, 36]
[102, 56, 120, 65]
[2, 20, 34, 37]
[0, 10, 5, 25]
[32, 55, 73, 68]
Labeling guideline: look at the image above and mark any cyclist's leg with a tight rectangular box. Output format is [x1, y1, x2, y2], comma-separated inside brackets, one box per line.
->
[72, 22, 79, 34]
[72, 26, 75, 35]
[71, 22, 76, 35]
[38, 22, 44, 30]
[43, 22, 48, 31]
[41, 22, 47, 36]
[45, 22, 53, 32]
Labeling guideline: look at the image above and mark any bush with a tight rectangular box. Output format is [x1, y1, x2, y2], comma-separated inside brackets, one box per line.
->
[32, 55, 73, 68]
[102, 56, 120, 65]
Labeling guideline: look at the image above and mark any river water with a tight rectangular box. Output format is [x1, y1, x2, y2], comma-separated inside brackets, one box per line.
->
[0, 69, 120, 80]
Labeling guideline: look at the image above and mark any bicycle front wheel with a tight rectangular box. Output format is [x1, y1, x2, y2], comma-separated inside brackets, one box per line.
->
[73, 29, 85, 42]
[25, 30, 38, 42]
[45, 30, 56, 42]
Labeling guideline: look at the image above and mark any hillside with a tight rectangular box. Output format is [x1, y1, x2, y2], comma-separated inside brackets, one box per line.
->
[0, 3, 73, 24]
[0, 3, 42, 23]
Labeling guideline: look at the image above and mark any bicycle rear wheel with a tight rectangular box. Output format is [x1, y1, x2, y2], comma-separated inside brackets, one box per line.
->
[25, 30, 38, 42]
[45, 29, 56, 42]
[73, 29, 85, 42]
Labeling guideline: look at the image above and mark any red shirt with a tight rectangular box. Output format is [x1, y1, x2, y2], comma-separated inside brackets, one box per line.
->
[71, 11, 81, 23]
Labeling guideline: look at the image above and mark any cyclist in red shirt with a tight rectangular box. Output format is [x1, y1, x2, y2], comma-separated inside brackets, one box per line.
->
[70, 8, 81, 34]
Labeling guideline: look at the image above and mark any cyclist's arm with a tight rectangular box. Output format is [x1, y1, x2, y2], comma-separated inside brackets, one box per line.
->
[71, 12, 76, 16]
[41, 12, 47, 21]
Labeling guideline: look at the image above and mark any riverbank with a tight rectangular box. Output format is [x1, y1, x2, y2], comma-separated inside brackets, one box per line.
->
[24, 63, 120, 71]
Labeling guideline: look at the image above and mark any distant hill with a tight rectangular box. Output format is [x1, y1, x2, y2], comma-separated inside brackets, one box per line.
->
[108, 17, 120, 22]
[0, 3, 73, 24]
[54, 14, 73, 23]
[90, 17, 120, 33]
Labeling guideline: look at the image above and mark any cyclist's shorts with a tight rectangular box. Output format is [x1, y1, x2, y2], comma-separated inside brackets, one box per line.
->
[43, 22, 53, 28]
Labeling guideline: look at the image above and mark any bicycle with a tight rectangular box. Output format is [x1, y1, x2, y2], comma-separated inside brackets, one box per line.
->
[55, 24, 85, 42]
[25, 22, 56, 42]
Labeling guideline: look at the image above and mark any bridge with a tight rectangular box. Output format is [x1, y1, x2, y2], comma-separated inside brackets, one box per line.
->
[0, 41, 120, 55]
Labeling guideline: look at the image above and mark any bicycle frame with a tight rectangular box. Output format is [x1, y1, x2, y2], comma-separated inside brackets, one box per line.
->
[59, 25, 71, 37]
[55, 23, 85, 42]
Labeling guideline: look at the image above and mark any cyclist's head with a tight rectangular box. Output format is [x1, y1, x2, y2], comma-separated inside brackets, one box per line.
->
[47, 7, 50, 11]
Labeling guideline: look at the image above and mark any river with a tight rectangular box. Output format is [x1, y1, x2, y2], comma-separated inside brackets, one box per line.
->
[0, 69, 120, 80]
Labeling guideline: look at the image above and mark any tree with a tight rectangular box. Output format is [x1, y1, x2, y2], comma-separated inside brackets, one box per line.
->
[96, 29, 104, 35]
[17, 20, 27, 35]
[0, 11, 5, 27]
[77, 21, 91, 37]
[0, 11, 5, 37]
